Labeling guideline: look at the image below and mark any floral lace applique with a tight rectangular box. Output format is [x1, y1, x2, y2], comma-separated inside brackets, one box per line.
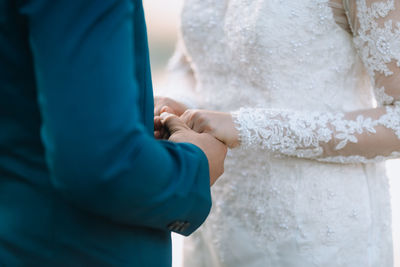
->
[375, 86, 395, 104]
[233, 102, 400, 161]
[352, 0, 400, 105]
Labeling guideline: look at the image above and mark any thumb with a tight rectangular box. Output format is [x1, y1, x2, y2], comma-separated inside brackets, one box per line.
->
[161, 112, 190, 135]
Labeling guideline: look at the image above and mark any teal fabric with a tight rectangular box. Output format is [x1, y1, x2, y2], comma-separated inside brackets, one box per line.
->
[0, 0, 211, 266]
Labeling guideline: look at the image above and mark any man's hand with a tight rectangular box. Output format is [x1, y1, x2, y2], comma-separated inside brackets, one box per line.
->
[180, 109, 240, 148]
[154, 96, 188, 116]
[160, 112, 227, 185]
[154, 115, 169, 140]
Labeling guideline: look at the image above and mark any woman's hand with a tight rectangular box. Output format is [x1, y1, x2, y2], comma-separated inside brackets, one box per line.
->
[180, 109, 240, 148]
[154, 96, 188, 116]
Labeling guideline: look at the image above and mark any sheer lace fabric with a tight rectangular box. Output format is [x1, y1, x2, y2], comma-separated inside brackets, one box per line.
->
[233, 104, 400, 163]
[233, 0, 400, 163]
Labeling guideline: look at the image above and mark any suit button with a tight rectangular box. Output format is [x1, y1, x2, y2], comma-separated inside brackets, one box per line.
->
[168, 221, 190, 233]
[178, 221, 191, 232]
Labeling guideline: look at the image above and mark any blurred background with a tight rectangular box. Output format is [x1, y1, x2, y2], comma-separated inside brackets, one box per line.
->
[143, 1, 400, 266]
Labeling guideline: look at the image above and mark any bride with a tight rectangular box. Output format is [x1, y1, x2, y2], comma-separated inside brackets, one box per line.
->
[155, 0, 399, 266]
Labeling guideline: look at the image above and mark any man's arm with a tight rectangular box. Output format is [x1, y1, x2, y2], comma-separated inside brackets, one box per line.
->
[19, 0, 222, 235]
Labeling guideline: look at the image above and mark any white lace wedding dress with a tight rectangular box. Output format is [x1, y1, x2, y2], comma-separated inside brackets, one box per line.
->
[159, 0, 400, 266]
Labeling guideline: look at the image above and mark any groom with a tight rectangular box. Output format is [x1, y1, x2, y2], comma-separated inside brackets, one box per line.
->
[0, 0, 227, 266]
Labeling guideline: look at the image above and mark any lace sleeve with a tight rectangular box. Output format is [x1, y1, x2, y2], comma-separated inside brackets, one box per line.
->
[232, 0, 400, 164]
[155, 37, 202, 109]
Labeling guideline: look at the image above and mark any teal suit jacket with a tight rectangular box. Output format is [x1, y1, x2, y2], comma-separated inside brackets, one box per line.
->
[0, 0, 211, 266]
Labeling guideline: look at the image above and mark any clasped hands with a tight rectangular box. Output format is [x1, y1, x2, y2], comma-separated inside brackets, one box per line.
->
[154, 96, 239, 185]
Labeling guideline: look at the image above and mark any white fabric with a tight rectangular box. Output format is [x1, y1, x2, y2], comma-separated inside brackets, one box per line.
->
[168, 0, 397, 266]
[231, 0, 400, 163]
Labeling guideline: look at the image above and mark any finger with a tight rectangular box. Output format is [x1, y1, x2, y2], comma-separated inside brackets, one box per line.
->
[154, 130, 162, 139]
[159, 126, 168, 139]
[155, 116, 170, 139]
[161, 112, 190, 135]
[160, 106, 175, 115]
[162, 129, 170, 140]
[154, 105, 163, 116]
[180, 110, 195, 129]
[154, 101, 164, 116]
[154, 116, 163, 131]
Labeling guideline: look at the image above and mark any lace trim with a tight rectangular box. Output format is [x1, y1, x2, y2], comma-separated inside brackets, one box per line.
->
[232, 102, 400, 163]
[379, 101, 400, 138]
[375, 86, 395, 105]
[353, 0, 400, 105]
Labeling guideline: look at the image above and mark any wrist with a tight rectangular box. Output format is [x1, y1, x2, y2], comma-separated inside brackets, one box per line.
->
[225, 113, 240, 148]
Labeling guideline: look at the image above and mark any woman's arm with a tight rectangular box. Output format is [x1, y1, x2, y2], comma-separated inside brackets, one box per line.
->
[233, 0, 400, 163]
[183, 0, 400, 164]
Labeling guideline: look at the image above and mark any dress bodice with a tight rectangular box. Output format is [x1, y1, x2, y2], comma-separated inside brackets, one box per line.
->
[180, 0, 374, 112]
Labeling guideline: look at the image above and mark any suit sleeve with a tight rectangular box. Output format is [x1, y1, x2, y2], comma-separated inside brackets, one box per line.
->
[19, 0, 211, 235]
